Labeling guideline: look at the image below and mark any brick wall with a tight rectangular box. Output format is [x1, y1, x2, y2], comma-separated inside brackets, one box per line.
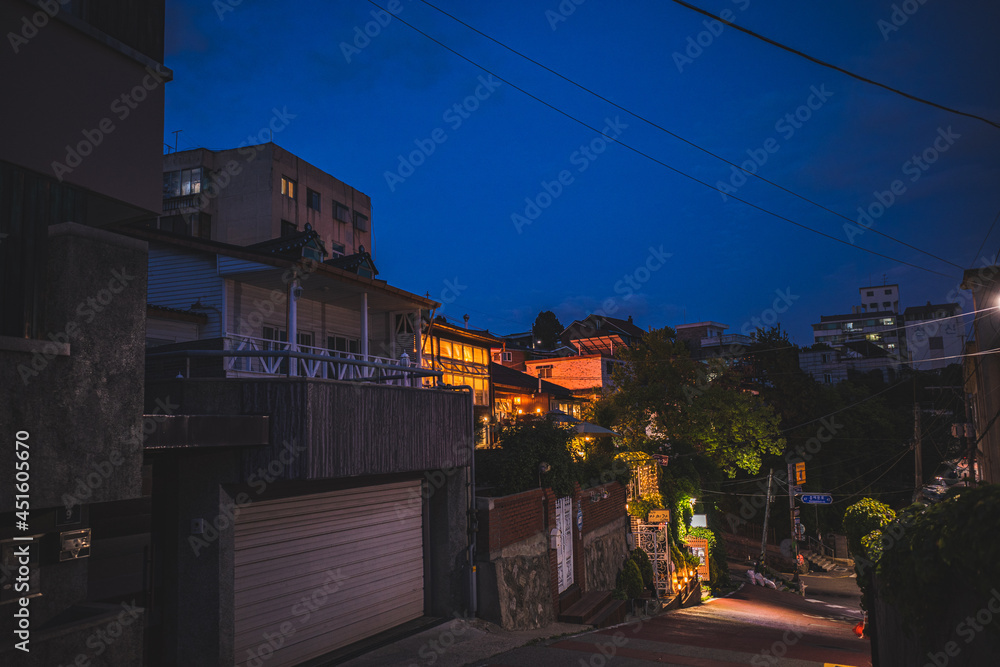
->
[579, 482, 627, 534]
[486, 488, 546, 552]
[525, 355, 604, 391]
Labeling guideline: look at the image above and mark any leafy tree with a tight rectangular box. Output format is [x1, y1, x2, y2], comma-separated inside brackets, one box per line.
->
[478, 420, 578, 496]
[531, 310, 564, 349]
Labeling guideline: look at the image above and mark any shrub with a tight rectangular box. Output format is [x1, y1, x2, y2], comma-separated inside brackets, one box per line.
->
[616, 558, 644, 599]
[630, 547, 654, 587]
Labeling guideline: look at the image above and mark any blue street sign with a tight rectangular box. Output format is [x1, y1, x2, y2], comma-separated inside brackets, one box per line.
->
[800, 494, 833, 504]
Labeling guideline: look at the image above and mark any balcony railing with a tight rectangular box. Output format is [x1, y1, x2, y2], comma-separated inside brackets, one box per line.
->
[162, 194, 201, 212]
[146, 335, 439, 387]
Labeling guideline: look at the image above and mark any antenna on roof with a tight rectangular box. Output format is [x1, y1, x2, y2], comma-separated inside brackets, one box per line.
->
[171, 129, 182, 153]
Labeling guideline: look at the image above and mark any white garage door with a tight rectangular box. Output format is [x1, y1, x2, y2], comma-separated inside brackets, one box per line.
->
[234, 480, 424, 666]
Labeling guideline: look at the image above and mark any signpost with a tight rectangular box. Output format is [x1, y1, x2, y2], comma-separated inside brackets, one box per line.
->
[799, 494, 833, 505]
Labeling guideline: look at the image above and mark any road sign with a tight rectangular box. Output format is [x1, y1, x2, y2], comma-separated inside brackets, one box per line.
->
[800, 494, 833, 504]
[795, 462, 806, 485]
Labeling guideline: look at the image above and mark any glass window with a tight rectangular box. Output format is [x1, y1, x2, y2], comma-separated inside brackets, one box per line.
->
[307, 189, 321, 211]
[281, 176, 296, 198]
[440, 340, 453, 359]
[334, 201, 350, 222]
[884, 289, 892, 295]
[163, 171, 180, 197]
[463, 345, 474, 363]
[354, 211, 369, 231]
[473, 347, 485, 365]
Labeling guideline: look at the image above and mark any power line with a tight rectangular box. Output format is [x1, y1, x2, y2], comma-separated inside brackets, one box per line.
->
[971, 206, 1000, 268]
[667, 0, 1000, 131]
[414, 0, 964, 272]
[367, 0, 956, 279]
[779, 379, 908, 433]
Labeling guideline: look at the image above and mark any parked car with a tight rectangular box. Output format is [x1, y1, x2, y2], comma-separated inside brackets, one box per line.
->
[921, 485, 948, 503]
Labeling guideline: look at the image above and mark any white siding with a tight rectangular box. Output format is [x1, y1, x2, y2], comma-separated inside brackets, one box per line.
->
[147, 245, 224, 337]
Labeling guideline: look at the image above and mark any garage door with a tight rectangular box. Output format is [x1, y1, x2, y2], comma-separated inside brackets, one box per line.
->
[234, 480, 424, 666]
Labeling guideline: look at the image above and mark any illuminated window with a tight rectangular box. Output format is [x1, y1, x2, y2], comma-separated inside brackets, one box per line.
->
[441, 340, 453, 359]
[463, 345, 474, 363]
[163, 167, 202, 198]
[881, 318, 894, 326]
[473, 347, 485, 365]
[281, 176, 296, 199]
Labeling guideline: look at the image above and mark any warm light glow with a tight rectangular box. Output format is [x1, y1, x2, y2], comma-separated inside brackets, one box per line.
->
[514, 397, 521, 404]
[535, 408, 541, 413]
[517, 408, 523, 414]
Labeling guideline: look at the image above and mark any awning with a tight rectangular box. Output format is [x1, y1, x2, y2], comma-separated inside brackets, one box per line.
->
[575, 421, 618, 437]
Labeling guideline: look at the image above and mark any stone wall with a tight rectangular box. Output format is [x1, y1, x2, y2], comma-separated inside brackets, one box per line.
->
[478, 533, 554, 630]
[582, 515, 629, 591]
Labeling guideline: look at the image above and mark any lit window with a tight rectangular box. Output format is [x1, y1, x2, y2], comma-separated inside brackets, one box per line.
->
[354, 211, 369, 231]
[881, 318, 894, 326]
[538, 365, 553, 378]
[441, 340, 453, 359]
[163, 168, 202, 198]
[281, 176, 296, 199]
[463, 345, 474, 363]
[306, 189, 321, 211]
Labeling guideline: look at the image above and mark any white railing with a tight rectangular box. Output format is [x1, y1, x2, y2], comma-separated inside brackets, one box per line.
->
[223, 334, 423, 386]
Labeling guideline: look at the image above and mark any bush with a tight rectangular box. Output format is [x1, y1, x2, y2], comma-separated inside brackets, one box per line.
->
[630, 547, 654, 587]
[627, 493, 664, 521]
[478, 420, 578, 496]
[616, 558, 644, 599]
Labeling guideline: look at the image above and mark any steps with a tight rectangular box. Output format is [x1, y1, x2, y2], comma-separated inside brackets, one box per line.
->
[558, 590, 626, 627]
[801, 550, 837, 572]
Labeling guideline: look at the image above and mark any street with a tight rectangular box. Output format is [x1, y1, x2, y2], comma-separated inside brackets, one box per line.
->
[480, 580, 870, 667]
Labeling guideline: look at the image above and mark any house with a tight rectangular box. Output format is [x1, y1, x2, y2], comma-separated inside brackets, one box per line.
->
[675, 321, 752, 361]
[561, 314, 646, 354]
[903, 302, 964, 371]
[799, 341, 903, 384]
[491, 363, 583, 423]
[0, 2, 169, 664]
[153, 143, 373, 257]
[422, 317, 499, 445]
[126, 145, 475, 663]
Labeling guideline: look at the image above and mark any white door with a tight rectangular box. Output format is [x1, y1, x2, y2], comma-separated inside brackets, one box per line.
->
[555, 496, 574, 592]
[233, 481, 424, 666]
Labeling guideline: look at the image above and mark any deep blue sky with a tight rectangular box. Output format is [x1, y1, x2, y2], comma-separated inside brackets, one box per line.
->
[164, 0, 1000, 345]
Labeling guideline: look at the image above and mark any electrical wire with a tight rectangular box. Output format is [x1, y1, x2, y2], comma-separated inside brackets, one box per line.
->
[366, 0, 957, 280]
[414, 0, 965, 272]
[667, 0, 1000, 131]
[779, 379, 908, 433]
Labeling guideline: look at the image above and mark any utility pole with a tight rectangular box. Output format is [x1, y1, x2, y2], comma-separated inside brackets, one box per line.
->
[914, 399, 923, 501]
[789, 465, 799, 583]
[759, 468, 773, 569]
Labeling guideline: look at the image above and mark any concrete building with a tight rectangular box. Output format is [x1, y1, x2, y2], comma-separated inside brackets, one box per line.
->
[859, 283, 900, 314]
[903, 302, 964, 371]
[960, 267, 1000, 484]
[153, 143, 374, 257]
[675, 321, 752, 361]
[0, 2, 169, 664]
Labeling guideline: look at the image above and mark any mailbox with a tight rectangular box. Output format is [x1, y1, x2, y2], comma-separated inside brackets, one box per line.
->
[549, 528, 561, 550]
[59, 528, 91, 561]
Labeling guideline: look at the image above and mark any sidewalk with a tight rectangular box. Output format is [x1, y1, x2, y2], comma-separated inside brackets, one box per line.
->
[336, 617, 590, 667]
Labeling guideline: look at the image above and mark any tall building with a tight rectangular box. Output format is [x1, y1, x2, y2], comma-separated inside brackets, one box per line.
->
[903, 302, 964, 371]
[1, 2, 169, 664]
[153, 144, 374, 257]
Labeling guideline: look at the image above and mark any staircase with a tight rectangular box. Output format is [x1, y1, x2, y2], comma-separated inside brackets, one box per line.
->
[801, 549, 837, 572]
[558, 586, 627, 628]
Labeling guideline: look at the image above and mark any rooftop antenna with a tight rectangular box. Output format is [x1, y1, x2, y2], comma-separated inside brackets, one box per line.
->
[171, 129, 182, 153]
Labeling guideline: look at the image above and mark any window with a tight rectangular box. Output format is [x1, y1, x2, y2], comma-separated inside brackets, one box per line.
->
[844, 322, 855, 331]
[281, 220, 297, 237]
[502, 351, 512, 362]
[929, 337, 944, 350]
[866, 291, 874, 297]
[354, 211, 369, 231]
[823, 373, 832, 384]
[158, 212, 211, 238]
[333, 201, 350, 223]
[296, 331, 314, 350]
[537, 365, 553, 378]
[882, 302, 891, 309]
[821, 353, 830, 363]
[881, 318, 894, 326]
[870, 303, 878, 311]
[163, 167, 203, 198]
[327, 335, 360, 355]
[306, 189, 321, 211]
[281, 176, 296, 199]
[884, 289, 892, 295]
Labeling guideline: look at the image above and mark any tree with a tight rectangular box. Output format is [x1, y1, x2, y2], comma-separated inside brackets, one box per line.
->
[532, 310, 563, 349]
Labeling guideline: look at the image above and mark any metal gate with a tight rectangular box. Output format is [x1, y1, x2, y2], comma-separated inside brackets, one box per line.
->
[555, 496, 574, 592]
[634, 522, 674, 596]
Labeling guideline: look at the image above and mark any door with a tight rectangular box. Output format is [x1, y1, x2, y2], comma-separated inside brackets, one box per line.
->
[555, 496, 574, 592]
[233, 481, 424, 666]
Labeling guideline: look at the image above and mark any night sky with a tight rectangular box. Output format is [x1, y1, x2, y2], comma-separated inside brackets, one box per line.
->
[163, 0, 1000, 344]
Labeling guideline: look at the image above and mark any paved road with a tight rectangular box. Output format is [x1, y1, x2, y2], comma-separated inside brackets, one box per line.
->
[479, 584, 871, 667]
